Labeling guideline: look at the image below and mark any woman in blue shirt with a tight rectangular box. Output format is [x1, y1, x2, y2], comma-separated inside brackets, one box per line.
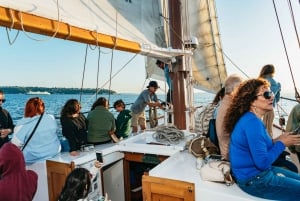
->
[224, 78, 300, 200]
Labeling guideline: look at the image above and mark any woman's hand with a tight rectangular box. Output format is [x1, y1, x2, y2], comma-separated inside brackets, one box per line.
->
[94, 160, 103, 169]
[276, 132, 300, 147]
[69, 151, 80, 156]
[103, 193, 111, 201]
[0, 129, 11, 138]
[110, 133, 120, 143]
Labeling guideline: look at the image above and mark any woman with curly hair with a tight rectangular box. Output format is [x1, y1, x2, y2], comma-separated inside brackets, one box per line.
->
[224, 78, 300, 200]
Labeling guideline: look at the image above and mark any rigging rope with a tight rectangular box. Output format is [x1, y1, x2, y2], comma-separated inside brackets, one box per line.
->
[287, 0, 300, 49]
[95, 47, 101, 99]
[5, 27, 19, 45]
[5, 9, 19, 45]
[107, 7, 119, 103]
[18, 0, 61, 42]
[272, 0, 300, 100]
[80, 44, 88, 103]
[152, 125, 185, 144]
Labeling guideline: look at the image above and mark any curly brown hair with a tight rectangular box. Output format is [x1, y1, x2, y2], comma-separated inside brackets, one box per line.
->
[224, 78, 270, 134]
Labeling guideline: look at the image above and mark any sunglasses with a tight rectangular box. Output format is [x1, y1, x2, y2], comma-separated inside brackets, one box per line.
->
[256, 91, 274, 100]
[0, 99, 6, 103]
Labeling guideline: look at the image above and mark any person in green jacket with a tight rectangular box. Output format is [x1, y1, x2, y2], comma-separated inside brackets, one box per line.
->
[87, 97, 119, 144]
[113, 99, 132, 138]
[286, 102, 300, 163]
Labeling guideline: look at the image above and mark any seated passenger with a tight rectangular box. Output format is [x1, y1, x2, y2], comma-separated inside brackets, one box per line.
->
[60, 99, 88, 156]
[216, 74, 243, 160]
[286, 102, 300, 163]
[0, 143, 38, 201]
[113, 99, 132, 138]
[225, 78, 300, 200]
[58, 160, 110, 201]
[0, 89, 14, 148]
[11, 97, 61, 163]
[87, 97, 119, 144]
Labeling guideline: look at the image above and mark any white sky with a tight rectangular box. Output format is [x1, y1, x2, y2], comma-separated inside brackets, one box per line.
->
[0, 0, 299, 94]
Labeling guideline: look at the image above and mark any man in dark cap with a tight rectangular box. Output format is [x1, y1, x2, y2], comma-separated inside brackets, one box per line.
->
[130, 81, 163, 133]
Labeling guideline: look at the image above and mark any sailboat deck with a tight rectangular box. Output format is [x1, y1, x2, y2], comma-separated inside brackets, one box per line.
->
[149, 151, 270, 201]
[146, 125, 300, 201]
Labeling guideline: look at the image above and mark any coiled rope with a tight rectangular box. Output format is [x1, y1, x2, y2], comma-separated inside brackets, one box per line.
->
[152, 125, 185, 144]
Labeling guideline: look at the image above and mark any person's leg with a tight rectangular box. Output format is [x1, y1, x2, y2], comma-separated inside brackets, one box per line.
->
[296, 151, 300, 164]
[238, 167, 300, 200]
[272, 156, 298, 173]
[166, 89, 171, 104]
[139, 112, 146, 131]
[131, 112, 139, 133]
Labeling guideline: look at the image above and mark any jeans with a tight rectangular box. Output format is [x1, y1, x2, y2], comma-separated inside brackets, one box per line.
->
[236, 166, 300, 201]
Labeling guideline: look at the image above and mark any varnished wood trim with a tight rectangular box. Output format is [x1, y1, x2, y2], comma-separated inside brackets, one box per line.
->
[0, 6, 141, 53]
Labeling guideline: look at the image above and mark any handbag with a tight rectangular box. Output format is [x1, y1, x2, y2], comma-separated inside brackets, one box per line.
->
[188, 136, 219, 158]
[199, 160, 234, 186]
[21, 113, 44, 151]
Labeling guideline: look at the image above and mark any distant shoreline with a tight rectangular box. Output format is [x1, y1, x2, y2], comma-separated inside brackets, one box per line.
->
[0, 86, 116, 94]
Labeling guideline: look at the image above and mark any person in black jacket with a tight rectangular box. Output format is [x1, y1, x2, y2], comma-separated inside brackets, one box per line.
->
[60, 99, 88, 156]
[0, 90, 14, 148]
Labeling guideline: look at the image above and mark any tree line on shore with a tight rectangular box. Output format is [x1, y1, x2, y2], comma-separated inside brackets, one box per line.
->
[0, 86, 116, 94]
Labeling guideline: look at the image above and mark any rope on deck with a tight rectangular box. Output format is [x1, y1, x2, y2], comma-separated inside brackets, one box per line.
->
[152, 125, 185, 145]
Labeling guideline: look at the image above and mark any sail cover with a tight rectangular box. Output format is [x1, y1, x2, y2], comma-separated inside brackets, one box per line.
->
[0, 0, 227, 93]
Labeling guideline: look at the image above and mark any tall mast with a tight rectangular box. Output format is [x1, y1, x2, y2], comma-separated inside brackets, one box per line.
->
[169, 0, 188, 130]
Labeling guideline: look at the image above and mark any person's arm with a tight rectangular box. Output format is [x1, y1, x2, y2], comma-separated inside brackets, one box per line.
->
[11, 126, 24, 148]
[108, 130, 119, 143]
[90, 160, 103, 179]
[6, 111, 14, 131]
[147, 101, 162, 108]
[0, 128, 12, 139]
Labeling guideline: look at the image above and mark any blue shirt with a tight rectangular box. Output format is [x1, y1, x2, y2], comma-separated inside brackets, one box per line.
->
[229, 112, 285, 180]
[164, 64, 172, 90]
[264, 75, 281, 106]
[12, 113, 61, 164]
[131, 89, 158, 114]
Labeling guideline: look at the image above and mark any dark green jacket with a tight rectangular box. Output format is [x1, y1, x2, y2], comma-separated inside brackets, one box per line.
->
[115, 109, 131, 138]
[87, 106, 115, 143]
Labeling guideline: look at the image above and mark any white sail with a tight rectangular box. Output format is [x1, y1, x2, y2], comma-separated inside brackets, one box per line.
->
[145, 0, 227, 93]
[0, 0, 226, 93]
[0, 0, 190, 58]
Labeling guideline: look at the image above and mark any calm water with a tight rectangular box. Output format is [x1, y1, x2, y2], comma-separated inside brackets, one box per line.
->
[3, 92, 298, 126]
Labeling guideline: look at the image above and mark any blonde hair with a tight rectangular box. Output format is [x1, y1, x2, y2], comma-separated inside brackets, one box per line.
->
[224, 74, 243, 94]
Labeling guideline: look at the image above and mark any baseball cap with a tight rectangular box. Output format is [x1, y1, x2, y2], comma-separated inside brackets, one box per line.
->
[147, 81, 160, 89]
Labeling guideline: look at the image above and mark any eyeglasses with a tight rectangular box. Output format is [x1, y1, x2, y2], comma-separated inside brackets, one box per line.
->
[0, 99, 6, 103]
[256, 91, 274, 100]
